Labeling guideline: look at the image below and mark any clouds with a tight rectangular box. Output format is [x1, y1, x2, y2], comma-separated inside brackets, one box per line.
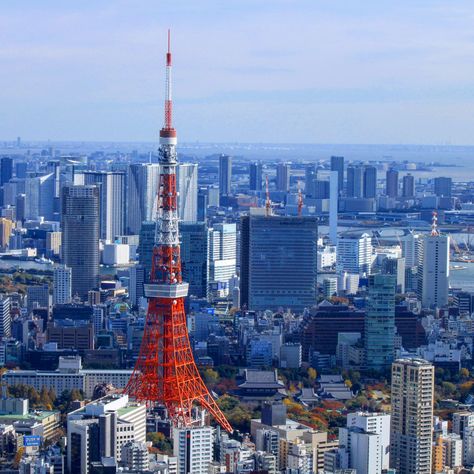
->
[0, 1, 474, 144]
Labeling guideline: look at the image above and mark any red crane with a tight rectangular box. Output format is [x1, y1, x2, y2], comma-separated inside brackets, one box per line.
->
[124, 32, 232, 433]
[265, 175, 272, 217]
[297, 189, 303, 216]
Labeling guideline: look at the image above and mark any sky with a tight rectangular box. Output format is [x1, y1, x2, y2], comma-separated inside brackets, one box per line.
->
[1, 1, 474, 145]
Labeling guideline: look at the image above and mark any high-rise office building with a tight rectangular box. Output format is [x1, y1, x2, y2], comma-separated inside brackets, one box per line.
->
[15, 161, 27, 179]
[346, 165, 364, 198]
[276, 163, 290, 192]
[180, 222, 209, 299]
[386, 168, 399, 198]
[363, 166, 377, 198]
[138, 221, 155, 282]
[61, 186, 100, 298]
[127, 163, 160, 235]
[197, 188, 208, 221]
[305, 164, 318, 198]
[381, 256, 406, 293]
[434, 177, 452, 197]
[402, 174, 415, 198]
[26, 284, 50, 313]
[390, 358, 434, 474]
[209, 223, 237, 288]
[249, 162, 263, 191]
[330, 156, 344, 194]
[336, 232, 373, 275]
[339, 412, 391, 474]
[77, 171, 126, 241]
[0, 157, 13, 186]
[418, 229, 449, 309]
[364, 274, 396, 370]
[0, 296, 11, 338]
[173, 426, 214, 474]
[129, 264, 146, 307]
[218, 154, 232, 196]
[24, 173, 56, 221]
[177, 163, 198, 222]
[53, 265, 72, 305]
[67, 395, 146, 474]
[0, 218, 13, 250]
[240, 214, 318, 311]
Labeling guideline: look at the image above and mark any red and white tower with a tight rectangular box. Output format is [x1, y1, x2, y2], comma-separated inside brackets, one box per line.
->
[124, 31, 232, 433]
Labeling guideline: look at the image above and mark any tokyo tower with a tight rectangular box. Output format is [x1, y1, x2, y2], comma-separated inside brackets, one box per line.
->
[124, 31, 232, 433]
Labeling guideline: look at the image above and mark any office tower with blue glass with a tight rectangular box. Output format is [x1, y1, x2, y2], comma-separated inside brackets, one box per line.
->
[364, 273, 396, 370]
[240, 214, 318, 312]
[180, 222, 209, 299]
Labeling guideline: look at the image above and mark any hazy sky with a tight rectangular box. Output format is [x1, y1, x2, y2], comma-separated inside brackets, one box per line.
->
[1, 1, 474, 144]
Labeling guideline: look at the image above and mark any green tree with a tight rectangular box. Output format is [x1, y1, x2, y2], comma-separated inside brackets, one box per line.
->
[147, 432, 172, 455]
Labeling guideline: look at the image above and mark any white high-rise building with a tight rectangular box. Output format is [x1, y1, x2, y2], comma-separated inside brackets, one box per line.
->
[418, 230, 450, 309]
[24, 173, 56, 221]
[67, 394, 146, 474]
[53, 265, 72, 305]
[127, 163, 160, 235]
[209, 223, 237, 287]
[0, 296, 11, 338]
[337, 232, 373, 276]
[390, 358, 434, 474]
[400, 231, 421, 267]
[341, 412, 391, 473]
[173, 426, 214, 474]
[177, 163, 198, 223]
[76, 171, 126, 242]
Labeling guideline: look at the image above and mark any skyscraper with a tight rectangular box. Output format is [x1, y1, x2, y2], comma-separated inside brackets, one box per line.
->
[53, 265, 72, 305]
[346, 166, 364, 198]
[249, 162, 263, 191]
[127, 163, 160, 235]
[180, 222, 209, 299]
[364, 274, 396, 370]
[209, 223, 237, 288]
[330, 156, 344, 194]
[218, 154, 232, 196]
[24, 173, 56, 221]
[0, 157, 13, 186]
[337, 232, 373, 275]
[418, 226, 450, 309]
[434, 176, 452, 197]
[0, 218, 13, 251]
[77, 171, 126, 241]
[305, 164, 318, 198]
[0, 296, 11, 338]
[138, 221, 155, 282]
[61, 185, 100, 298]
[276, 163, 290, 192]
[363, 166, 377, 198]
[390, 358, 434, 474]
[173, 426, 214, 474]
[177, 163, 198, 222]
[386, 168, 399, 198]
[240, 214, 318, 311]
[402, 174, 415, 198]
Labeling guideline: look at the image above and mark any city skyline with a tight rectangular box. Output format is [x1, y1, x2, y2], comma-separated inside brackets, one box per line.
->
[2, 1, 474, 145]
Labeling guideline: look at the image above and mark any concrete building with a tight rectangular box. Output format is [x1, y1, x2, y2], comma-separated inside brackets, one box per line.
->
[390, 358, 434, 474]
[386, 169, 399, 198]
[126, 163, 160, 235]
[0, 296, 11, 339]
[53, 265, 72, 305]
[46, 231, 62, 257]
[76, 171, 126, 241]
[240, 214, 318, 312]
[209, 223, 236, 289]
[418, 231, 449, 309]
[330, 155, 344, 194]
[280, 343, 302, 369]
[276, 163, 290, 192]
[177, 163, 198, 223]
[120, 441, 149, 471]
[434, 177, 452, 197]
[0, 218, 13, 250]
[67, 394, 146, 474]
[173, 425, 214, 474]
[249, 162, 263, 191]
[3, 356, 133, 398]
[364, 274, 396, 370]
[61, 186, 100, 298]
[180, 222, 209, 299]
[27, 284, 50, 313]
[218, 154, 232, 196]
[337, 232, 373, 276]
[128, 264, 145, 307]
[402, 174, 415, 198]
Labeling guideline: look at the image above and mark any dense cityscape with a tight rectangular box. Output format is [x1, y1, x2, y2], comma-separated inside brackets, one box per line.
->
[3, 2, 474, 474]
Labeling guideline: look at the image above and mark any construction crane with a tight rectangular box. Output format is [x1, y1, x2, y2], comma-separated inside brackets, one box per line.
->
[265, 175, 272, 217]
[297, 189, 303, 216]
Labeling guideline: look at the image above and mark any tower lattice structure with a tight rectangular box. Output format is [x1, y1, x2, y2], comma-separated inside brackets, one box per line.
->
[124, 31, 232, 433]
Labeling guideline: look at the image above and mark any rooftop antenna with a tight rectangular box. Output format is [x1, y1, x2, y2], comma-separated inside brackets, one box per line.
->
[431, 211, 440, 236]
